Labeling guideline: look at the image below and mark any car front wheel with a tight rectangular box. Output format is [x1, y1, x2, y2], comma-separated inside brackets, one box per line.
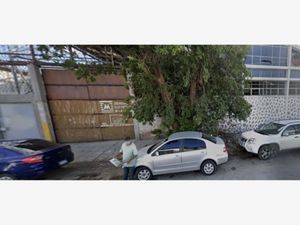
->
[201, 160, 217, 176]
[258, 144, 278, 160]
[134, 167, 153, 180]
[0, 174, 16, 180]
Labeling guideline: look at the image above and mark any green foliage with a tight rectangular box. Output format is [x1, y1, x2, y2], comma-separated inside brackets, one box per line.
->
[151, 129, 165, 139]
[39, 45, 252, 135]
[121, 45, 252, 135]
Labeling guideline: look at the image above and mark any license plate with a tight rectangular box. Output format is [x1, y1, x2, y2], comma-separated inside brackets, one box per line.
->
[58, 160, 68, 166]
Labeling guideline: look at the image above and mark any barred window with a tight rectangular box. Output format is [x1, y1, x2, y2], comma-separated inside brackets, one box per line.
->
[289, 81, 300, 95]
[244, 81, 286, 96]
[291, 70, 300, 78]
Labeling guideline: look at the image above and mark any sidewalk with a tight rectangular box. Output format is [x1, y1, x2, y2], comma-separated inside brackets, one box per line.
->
[44, 139, 158, 180]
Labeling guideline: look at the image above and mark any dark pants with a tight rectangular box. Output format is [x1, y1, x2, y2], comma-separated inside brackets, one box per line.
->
[123, 167, 135, 180]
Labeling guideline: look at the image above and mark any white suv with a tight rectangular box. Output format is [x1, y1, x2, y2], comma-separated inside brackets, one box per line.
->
[239, 119, 300, 160]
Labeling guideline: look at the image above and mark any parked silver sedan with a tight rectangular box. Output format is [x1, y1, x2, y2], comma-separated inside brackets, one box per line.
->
[134, 131, 228, 180]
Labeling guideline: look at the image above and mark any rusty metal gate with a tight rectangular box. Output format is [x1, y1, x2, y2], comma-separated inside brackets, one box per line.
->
[42, 69, 135, 142]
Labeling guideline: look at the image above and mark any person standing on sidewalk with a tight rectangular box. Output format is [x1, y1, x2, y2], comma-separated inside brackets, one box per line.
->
[115, 137, 138, 180]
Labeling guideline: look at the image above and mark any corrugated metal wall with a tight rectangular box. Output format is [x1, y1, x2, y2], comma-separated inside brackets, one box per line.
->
[42, 69, 135, 142]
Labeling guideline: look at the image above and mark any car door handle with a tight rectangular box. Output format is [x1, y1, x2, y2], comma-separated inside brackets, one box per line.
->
[295, 136, 300, 139]
[175, 154, 180, 157]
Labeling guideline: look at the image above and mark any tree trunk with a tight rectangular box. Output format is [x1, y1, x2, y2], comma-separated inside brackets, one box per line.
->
[155, 62, 171, 104]
[190, 65, 204, 107]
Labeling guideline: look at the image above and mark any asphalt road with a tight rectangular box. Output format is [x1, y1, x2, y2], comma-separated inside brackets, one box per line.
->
[42, 139, 300, 180]
[156, 148, 300, 180]
[44, 147, 300, 180]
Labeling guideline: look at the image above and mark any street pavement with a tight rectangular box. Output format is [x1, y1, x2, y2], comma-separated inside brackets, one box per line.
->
[44, 139, 300, 180]
[43, 139, 158, 180]
[157, 149, 300, 180]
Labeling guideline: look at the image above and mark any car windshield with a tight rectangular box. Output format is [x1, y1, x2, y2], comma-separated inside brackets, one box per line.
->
[254, 122, 285, 135]
[147, 139, 167, 154]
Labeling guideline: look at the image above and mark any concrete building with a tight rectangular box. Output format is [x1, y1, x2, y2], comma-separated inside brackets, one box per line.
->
[219, 45, 300, 133]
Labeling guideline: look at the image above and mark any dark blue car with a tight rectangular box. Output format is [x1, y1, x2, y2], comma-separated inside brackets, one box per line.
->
[0, 139, 74, 180]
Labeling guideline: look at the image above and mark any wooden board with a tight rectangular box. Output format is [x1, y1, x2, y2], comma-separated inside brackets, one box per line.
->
[43, 69, 135, 142]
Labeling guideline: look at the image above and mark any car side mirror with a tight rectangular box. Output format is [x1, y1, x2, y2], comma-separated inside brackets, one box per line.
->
[282, 131, 289, 137]
[152, 151, 159, 156]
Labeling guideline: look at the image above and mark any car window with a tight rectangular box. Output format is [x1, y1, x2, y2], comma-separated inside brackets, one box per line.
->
[156, 140, 181, 156]
[295, 124, 300, 135]
[182, 139, 206, 151]
[159, 140, 181, 150]
[255, 122, 285, 135]
[147, 139, 167, 154]
[283, 125, 297, 136]
[158, 149, 180, 156]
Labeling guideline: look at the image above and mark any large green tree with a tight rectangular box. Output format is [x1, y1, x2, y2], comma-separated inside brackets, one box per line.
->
[39, 45, 252, 135]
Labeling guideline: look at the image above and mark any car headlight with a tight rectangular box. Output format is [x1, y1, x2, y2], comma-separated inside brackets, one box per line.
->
[247, 138, 256, 144]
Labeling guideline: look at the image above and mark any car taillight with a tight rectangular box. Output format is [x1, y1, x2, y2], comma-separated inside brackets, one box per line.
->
[223, 147, 227, 152]
[21, 155, 43, 164]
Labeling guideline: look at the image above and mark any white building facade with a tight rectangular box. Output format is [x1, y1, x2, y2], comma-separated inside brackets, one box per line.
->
[220, 45, 300, 133]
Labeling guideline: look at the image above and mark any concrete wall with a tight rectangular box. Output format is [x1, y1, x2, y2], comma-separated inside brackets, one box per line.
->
[136, 117, 162, 139]
[219, 96, 300, 133]
[134, 96, 300, 137]
[287, 96, 300, 119]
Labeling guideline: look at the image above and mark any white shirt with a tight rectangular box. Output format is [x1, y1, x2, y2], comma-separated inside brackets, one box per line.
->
[120, 142, 138, 167]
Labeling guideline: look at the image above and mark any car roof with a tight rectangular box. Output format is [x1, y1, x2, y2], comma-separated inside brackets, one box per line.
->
[168, 131, 202, 140]
[273, 119, 300, 125]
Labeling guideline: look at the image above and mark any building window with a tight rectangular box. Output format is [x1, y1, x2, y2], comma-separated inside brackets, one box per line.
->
[244, 81, 286, 96]
[290, 70, 300, 78]
[291, 47, 300, 67]
[289, 81, 300, 95]
[249, 69, 287, 78]
[245, 45, 288, 66]
[0, 66, 32, 95]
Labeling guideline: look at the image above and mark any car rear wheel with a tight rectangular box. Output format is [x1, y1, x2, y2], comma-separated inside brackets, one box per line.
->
[0, 174, 16, 180]
[258, 145, 278, 160]
[201, 160, 217, 176]
[134, 167, 153, 180]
